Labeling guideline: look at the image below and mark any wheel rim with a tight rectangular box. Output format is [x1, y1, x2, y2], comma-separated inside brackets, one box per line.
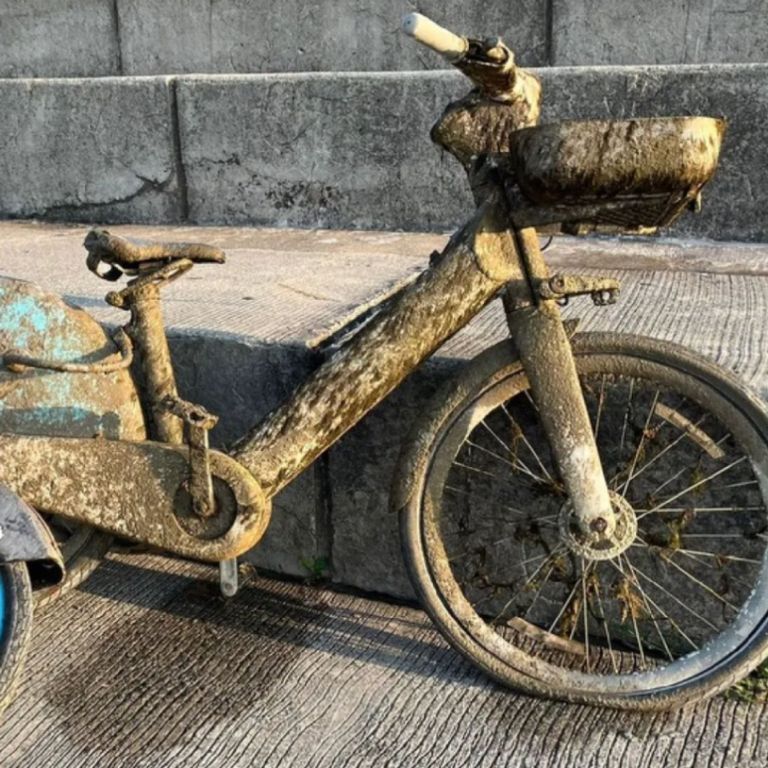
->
[421, 354, 768, 696]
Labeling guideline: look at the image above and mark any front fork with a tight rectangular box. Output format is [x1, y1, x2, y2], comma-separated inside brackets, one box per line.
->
[503, 228, 617, 538]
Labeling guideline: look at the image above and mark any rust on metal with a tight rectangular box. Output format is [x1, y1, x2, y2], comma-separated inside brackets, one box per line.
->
[431, 83, 540, 172]
[158, 395, 219, 517]
[111, 279, 185, 445]
[503, 229, 617, 537]
[538, 274, 620, 305]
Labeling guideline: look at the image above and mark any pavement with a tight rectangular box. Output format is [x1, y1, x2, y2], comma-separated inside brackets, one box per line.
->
[0, 552, 766, 768]
[3, 221, 768, 765]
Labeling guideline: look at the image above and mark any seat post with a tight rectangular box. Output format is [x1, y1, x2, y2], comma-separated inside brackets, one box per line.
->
[114, 281, 183, 444]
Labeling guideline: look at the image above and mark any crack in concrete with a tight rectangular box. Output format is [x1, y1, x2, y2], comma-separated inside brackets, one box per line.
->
[30, 171, 174, 220]
[111, 0, 124, 75]
[170, 78, 191, 222]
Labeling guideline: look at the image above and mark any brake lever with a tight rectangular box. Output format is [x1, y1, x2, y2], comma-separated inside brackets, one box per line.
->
[455, 38, 518, 101]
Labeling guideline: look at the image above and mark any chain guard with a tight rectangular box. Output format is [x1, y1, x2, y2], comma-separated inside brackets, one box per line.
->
[0, 433, 269, 561]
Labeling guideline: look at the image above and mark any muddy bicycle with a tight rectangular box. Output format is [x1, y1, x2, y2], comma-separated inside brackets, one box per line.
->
[1, 13, 767, 712]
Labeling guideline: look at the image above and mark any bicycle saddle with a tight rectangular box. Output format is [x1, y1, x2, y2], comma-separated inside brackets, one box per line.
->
[84, 228, 226, 281]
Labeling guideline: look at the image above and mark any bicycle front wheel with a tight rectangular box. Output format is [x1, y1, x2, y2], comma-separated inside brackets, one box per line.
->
[398, 333, 768, 709]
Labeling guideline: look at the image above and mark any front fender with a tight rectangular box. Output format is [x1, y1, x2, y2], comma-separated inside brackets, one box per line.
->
[0, 485, 64, 587]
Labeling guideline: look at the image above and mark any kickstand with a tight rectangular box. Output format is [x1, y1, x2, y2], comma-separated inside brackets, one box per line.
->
[219, 558, 239, 597]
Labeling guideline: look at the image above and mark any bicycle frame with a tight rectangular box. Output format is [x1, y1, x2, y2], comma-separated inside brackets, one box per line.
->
[234, 209, 614, 529]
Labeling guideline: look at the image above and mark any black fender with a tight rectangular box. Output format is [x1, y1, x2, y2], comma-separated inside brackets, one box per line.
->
[0, 485, 64, 587]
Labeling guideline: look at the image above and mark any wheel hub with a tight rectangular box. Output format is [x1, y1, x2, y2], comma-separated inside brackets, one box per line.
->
[558, 491, 637, 561]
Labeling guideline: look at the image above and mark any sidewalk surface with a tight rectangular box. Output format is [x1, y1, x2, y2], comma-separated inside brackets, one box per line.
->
[0, 552, 766, 768]
[2, 221, 768, 767]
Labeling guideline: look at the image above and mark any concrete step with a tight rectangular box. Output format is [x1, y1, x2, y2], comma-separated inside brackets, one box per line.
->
[2, 1, 766, 78]
[0, 551, 764, 767]
[3, 220, 768, 598]
[2, 64, 767, 240]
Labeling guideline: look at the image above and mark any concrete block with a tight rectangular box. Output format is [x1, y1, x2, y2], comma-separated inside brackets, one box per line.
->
[328, 360, 460, 598]
[176, 71, 472, 231]
[0, 77, 183, 223]
[0, 0, 119, 78]
[177, 64, 768, 241]
[118, 0, 548, 75]
[168, 333, 326, 577]
[116, 0, 213, 75]
[552, 0, 768, 66]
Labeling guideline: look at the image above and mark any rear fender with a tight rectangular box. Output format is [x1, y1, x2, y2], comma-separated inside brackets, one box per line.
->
[0, 485, 64, 587]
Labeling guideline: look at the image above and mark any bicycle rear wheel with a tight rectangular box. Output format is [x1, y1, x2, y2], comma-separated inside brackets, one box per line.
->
[33, 519, 111, 609]
[398, 333, 768, 709]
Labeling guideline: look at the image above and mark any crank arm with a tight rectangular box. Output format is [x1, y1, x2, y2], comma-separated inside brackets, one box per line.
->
[0, 433, 269, 561]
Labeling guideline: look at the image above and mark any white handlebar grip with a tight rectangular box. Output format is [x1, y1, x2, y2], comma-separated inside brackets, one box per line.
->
[401, 13, 468, 61]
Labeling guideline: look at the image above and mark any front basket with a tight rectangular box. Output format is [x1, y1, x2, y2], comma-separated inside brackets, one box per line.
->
[499, 116, 726, 234]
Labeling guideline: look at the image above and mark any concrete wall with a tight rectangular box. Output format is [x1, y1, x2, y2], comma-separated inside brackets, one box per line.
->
[1, 0, 767, 77]
[2, 65, 767, 241]
[0, 77, 184, 222]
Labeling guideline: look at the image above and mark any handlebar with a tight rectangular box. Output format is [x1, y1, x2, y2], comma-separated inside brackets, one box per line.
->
[401, 13, 468, 62]
[401, 13, 525, 103]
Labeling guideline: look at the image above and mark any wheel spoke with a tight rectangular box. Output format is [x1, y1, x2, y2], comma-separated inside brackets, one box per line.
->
[647, 465, 688, 500]
[444, 483, 528, 512]
[591, 571, 619, 673]
[450, 460, 541, 495]
[548, 563, 591, 635]
[449, 541, 549, 565]
[631, 542, 761, 565]
[619, 379, 635, 453]
[710, 480, 759, 492]
[489, 547, 566, 623]
[615, 556, 647, 667]
[619, 559, 720, 631]
[581, 558, 592, 672]
[614, 414, 706, 491]
[620, 389, 660, 496]
[466, 437, 547, 485]
[634, 505, 764, 514]
[501, 403, 555, 484]
[606, 557, 699, 653]
[522, 562, 557, 621]
[622, 554, 674, 661]
[593, 374, 607, 443]
[667, 548, 756, 594]
[636, 536, 738, 612]
[637, 457, 747, 520]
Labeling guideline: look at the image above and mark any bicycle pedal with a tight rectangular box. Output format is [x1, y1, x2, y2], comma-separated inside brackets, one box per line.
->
[219, 558, 239, 597]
